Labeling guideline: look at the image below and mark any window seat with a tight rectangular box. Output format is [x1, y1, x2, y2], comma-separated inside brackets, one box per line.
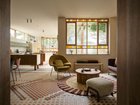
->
[74, 60, 103, 72]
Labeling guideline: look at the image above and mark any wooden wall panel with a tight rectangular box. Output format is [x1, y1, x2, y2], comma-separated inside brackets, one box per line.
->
[118, 0, 140, 104]
[0, 0, 10, 105]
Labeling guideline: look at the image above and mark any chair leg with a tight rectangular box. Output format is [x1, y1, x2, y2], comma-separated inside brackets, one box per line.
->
[111, 92, 114, 96]
[57, 72, 59, 79]
[14, 70, 17, 81]
[11, 71, 15, 84]
[63, 72, 65, 78]
[108, 70, 110, 75]
[68, 70, 71, 76]
[96, 93, 100, 102]
[50, 67, 53, 76]
[87, 87, 100, 102]
[86, 87, 89, 96]
[18, 68, 21, 77]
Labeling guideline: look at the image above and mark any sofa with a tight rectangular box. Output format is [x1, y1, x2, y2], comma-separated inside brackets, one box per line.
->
[108, 58, 117, 74]
[74, 60, 103, 71]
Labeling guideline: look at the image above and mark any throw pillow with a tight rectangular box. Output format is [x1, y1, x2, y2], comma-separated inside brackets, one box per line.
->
[54, 60, 64, 67]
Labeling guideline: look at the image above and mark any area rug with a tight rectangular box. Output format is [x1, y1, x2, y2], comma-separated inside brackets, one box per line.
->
[11, 79, 61, 100]
[57, 74, 117, 96]
[11, 74, 117, 105]
[11, 85, 26, 100]
[57, 77, 87, 96]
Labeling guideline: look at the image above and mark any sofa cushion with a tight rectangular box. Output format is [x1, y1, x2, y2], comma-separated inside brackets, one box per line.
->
[77, 60, 98, 63]
[88, 60, 98, 63]
[77, 60, 88, 63]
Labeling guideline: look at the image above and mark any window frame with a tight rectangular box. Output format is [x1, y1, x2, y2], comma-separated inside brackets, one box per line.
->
[66, 22, 76, 46]
[66, 18, 109, 55]
[41, 37, 58, 52]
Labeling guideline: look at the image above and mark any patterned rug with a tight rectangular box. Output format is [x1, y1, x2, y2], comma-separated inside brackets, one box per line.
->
[57, 77, 87, 96]
[57, 74, 117, 96]
[11, 74, 117, 100]
[11, 79, 61, 100]
[11, 74, 117, 105]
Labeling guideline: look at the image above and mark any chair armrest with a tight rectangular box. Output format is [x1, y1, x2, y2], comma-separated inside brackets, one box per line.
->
[64, 62, 71, 67]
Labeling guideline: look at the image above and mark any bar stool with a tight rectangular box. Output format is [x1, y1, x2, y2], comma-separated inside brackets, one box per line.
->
[12, 58, 21, 82]
[10, 58, 15, 84]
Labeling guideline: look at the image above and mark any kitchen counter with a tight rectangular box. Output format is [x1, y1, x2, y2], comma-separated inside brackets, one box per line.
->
[11, 54, 41, 70]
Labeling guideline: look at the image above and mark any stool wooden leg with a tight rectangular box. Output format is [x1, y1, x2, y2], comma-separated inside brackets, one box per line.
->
[96, 93, 100, 102]
[111, 92, 114, 96]
[88, 87, 100, 102]
[86, 87, 89, 96]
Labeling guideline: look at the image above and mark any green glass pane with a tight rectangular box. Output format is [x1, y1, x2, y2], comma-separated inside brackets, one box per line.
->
[77, 22, 86, 45]
[67, 23, 75, 44]
[88, 22, 97, 45]
[99, 23, 107, 44]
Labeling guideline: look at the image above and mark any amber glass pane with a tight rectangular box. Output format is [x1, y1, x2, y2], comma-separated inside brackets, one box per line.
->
[66, 46, 76, 48]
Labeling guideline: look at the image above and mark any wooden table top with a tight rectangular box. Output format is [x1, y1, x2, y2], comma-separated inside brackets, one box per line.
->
[75, 68, 101, 75]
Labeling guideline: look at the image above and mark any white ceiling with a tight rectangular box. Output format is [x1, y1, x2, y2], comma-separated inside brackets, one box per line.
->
[11, 0, 117, 37]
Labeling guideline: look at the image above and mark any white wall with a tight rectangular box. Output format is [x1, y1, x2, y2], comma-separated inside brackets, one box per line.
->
[32, 36, 41, 53]
[58, 17, 117, 72]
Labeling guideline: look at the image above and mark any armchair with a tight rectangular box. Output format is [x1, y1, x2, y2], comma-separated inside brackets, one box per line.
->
[49, 54, 71, 79]
[108, 58, 117, 74]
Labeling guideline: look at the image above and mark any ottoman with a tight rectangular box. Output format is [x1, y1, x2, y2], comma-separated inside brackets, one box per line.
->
[86, 77, 114, 102]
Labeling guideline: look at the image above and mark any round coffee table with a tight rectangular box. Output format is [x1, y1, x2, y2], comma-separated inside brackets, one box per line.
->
[75, 68, 101, 84]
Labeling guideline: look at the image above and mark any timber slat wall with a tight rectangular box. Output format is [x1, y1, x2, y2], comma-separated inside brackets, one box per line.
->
[118, 0, 140, 104]
[0, 0, 10, 105]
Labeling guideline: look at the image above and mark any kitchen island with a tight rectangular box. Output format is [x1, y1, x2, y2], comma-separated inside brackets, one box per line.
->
[11, 54, 41, 70]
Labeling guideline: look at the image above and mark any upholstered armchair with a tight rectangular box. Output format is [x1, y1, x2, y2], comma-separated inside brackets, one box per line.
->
[108, 58, 117, 74]
[49, 54, 71, 79]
